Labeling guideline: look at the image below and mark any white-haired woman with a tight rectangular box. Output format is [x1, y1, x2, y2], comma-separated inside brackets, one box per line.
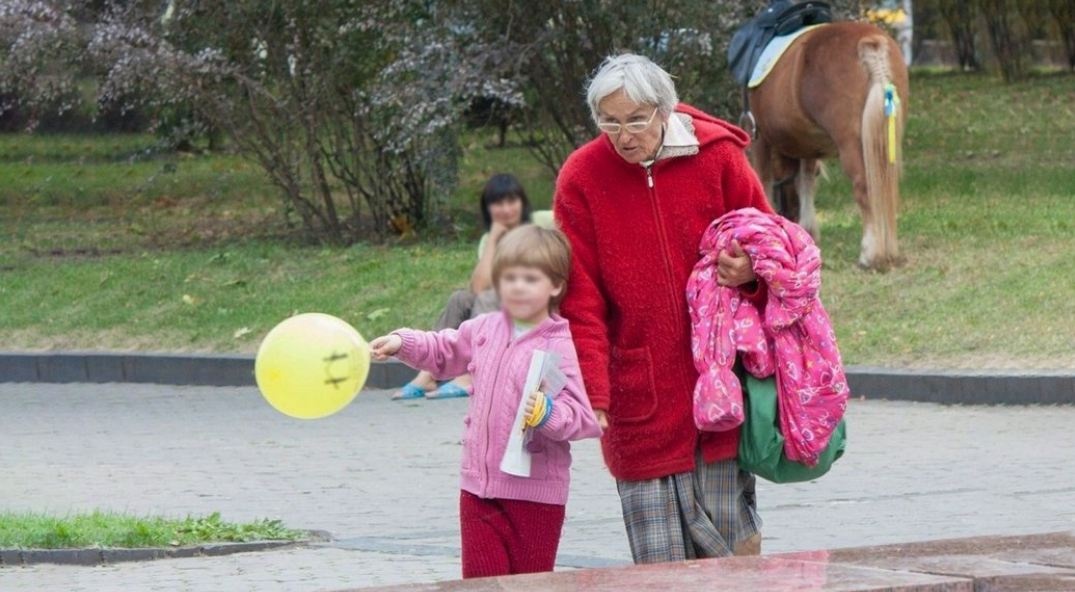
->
[554, 53, 774, 563]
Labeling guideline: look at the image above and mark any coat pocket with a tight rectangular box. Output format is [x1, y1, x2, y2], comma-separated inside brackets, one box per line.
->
[609, 346, 659, 424]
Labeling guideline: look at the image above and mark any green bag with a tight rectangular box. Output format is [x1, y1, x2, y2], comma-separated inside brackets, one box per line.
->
[738, 373, 846, 483]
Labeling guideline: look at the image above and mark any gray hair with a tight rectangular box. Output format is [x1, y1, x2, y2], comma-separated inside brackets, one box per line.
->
[585, 53, 679, 123]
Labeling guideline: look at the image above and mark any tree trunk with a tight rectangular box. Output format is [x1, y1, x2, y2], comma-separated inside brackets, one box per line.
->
[980, 0, 1026, 83]
[940, 2, 980, 71]
[1049, 0, 1075, 70]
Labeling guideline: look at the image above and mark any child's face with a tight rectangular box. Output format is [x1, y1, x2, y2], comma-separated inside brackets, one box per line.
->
[497, 265, 562, 324]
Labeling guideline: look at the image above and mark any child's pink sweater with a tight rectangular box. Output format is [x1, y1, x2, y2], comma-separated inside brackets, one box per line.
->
[394, 311, 602, 505]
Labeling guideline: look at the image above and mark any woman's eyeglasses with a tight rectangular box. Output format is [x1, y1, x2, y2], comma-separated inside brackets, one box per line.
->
[597, 109, 659, 135]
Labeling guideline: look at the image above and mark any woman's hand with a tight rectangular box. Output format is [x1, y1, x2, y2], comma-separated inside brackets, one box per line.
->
[717, 240, 756, 287]
[369, 334, 403, 361]
[594, 410, 609, 430]
[471, 221, 510, 294]
[489, 220, 510, 242]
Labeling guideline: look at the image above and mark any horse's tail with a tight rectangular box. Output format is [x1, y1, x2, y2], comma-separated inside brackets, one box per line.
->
[857, 35, 903, 268]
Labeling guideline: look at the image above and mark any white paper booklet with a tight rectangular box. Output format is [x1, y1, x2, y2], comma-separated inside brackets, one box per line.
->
[499, 350, 567, 477]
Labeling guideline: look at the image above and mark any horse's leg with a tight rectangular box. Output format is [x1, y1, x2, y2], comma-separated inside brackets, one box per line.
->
[834, 139, 878, 268]
[758, 147, 801, 223]
[774, 155, 801, 223]
[796, 158, 820, 240]
[750, 132, 776, 207]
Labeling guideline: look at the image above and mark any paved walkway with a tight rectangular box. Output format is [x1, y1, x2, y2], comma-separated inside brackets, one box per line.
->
[0, 383, 1073, 590]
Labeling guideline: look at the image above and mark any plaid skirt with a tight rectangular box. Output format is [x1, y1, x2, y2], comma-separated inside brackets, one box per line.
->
[616, 455, 762, 563]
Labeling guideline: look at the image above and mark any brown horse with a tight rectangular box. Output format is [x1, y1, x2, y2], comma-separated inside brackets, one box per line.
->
[748, 21, 909, 270]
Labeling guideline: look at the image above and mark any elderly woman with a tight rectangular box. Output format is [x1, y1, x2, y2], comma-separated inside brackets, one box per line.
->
[554, 53, 774, 563]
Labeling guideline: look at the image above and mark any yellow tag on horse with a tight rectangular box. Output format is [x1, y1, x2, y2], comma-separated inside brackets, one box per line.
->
[888, 115, 897, 163]
[883, 83, 900, 164]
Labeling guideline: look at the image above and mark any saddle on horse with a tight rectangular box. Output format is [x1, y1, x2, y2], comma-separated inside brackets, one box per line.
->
[728, 1, 834, 87]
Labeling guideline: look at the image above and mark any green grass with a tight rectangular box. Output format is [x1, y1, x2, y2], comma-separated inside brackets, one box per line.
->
[0, 239, 474, 351]
[0, 133, 277, 208]
[0, 511, 303, 549]
[0, 133, 161, 162]
[1, 72, 1073, 368]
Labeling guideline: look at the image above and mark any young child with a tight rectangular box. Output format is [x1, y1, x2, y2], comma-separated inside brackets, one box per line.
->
[369, 225, 602, 578]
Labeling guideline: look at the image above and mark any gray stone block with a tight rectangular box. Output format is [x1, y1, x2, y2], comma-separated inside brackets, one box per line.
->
[915, 374, 948, 402]
[364, 359, 415, 389]
[22, 548, 104, 565]
[0, 549, 23, 566]
[84, 354, 127, 383]
[199, 541, 294, 556]
[843, 367, 1075, 405]
[993, 375, 1024, 404]
[946, 375, 974, 402]
[123, 355, 254, 387]
[101, 548, 169, 563]
[167, 546, 201, 559]
[1039, 375, 1075, 405]
[0, 354, 39, 382]
[36, 356, 88, 383]
[378, 359, 416, 389]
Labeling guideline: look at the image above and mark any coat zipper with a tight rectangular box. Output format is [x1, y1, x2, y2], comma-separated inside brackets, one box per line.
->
[482, 338, 512, 496]
[645, 163, 683, 324]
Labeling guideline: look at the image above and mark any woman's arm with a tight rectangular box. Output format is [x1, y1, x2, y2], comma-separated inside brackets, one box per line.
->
[554, 175, 612, 420]
[470, 222, 508, 294]
[720, 141, 774, 215]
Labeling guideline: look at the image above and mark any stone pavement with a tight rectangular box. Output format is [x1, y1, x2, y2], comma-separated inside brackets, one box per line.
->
[0, 383, 1073, 591]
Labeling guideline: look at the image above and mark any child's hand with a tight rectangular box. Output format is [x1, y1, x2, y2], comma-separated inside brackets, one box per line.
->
[369, 334, 403, 361]
[524, 390, 548, 430]
[525, 390, 543, 416]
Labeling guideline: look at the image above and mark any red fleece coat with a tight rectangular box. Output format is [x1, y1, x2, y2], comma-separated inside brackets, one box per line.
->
[554, 104, 774, 481]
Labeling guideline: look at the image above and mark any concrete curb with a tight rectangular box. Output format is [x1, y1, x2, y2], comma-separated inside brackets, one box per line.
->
[846, 366, 1075, 405]
[2, 352, 1074, 405]
[0, 530, 332, 566]
[0, 352, 404, 389]
[0, 540, 302, 567]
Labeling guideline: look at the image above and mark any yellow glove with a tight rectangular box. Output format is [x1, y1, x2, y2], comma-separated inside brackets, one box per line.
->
[525, 391, 548, 428]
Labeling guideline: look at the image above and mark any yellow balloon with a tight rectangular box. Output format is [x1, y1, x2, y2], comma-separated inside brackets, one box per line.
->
[255, 313, 370, 419]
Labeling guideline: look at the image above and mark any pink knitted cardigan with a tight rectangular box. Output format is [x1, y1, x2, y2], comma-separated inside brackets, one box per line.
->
[686, 208, 849, 465]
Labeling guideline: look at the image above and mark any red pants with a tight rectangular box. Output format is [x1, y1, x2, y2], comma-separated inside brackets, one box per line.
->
[459, 490, 566, 578]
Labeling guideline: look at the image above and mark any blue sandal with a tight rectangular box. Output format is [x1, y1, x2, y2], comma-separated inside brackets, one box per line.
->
[392, 383, 427, 400]
[427, 382, 469, 399]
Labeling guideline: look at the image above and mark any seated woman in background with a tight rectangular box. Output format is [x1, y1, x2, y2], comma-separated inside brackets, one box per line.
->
[394, 173, 552, 399]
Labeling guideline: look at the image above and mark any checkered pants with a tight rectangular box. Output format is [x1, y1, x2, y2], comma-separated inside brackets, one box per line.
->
[616, 456, 761, 563]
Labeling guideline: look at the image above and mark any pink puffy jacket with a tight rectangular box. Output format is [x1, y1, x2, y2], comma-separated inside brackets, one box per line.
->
[686, 208, 849, 465]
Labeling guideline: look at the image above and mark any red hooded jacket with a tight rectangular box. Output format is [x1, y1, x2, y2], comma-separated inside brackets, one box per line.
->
[554, 104, 774, 481]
